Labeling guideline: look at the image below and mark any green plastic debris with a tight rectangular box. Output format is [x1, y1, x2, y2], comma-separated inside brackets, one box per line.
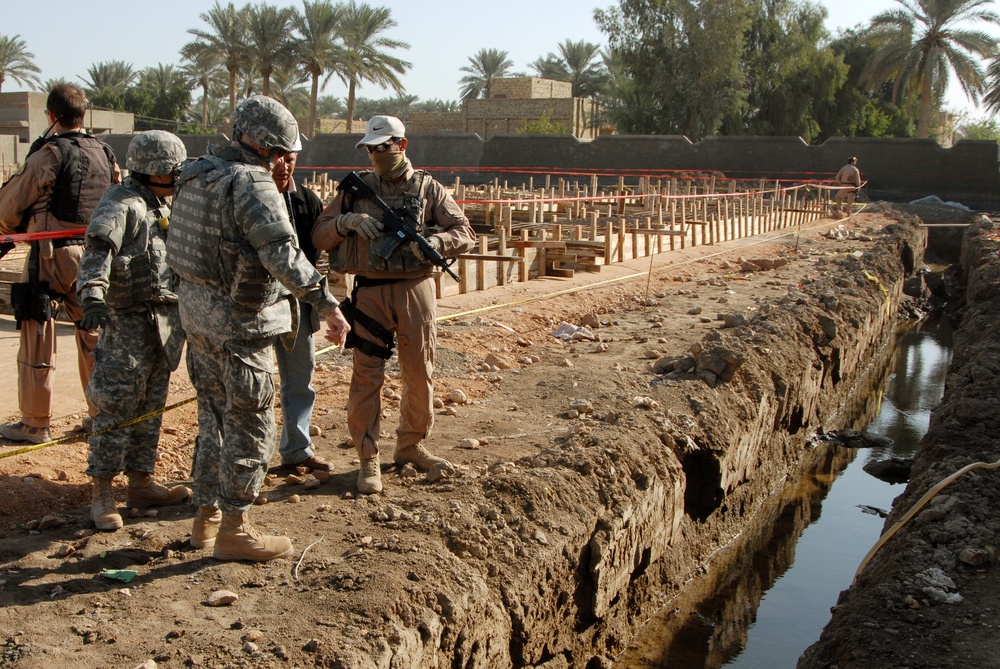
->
[99, 569, 137, 583]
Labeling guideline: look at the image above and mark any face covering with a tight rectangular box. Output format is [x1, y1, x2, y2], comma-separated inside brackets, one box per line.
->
[369, 150, 408, 180]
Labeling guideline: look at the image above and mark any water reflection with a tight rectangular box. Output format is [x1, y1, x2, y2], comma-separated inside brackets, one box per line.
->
[865, 314, 953, 463]
[616, 313, 953, 668]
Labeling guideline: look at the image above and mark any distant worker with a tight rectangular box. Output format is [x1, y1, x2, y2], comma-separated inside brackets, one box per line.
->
[0, 83, 117, 445]
[270, 143, 331, 473]
[312, 115, 476, 495]
[166, 95, 349, 562]
[834, 156, 861, 215]
[77, 130, 192, 531]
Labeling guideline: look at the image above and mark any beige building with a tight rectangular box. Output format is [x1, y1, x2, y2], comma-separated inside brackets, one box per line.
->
[0, 91, 134, 163]
[409, 77, 601, 140]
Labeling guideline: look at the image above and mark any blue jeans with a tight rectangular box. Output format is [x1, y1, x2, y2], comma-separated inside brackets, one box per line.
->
[275, 303, 317, 465]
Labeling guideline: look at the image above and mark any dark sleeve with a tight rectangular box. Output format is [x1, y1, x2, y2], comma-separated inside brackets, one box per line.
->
[292, 184, 324, 266]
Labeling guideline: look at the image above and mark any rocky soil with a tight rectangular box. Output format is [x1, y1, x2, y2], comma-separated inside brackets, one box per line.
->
[0, 203, 976, 669]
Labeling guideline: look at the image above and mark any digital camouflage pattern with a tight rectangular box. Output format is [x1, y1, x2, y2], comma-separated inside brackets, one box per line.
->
[232, 95, 299, 153]
[167, 143, 338, 341]
[125, 130, 187, 176]
[185, 330, 276, 514]
[80, 176, 183, 477]
[169, 137, 337, 515]
[85, 310, 172, 478]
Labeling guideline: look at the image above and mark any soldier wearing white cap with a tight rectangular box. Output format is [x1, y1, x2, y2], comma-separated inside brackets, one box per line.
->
[312, 115, 476, 494]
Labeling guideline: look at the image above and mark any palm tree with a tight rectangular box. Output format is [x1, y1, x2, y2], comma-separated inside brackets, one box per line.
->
[138, 64, 188, 96]
[269, 63, 311, 121]
[293, 0, 346, 138]
[335, 1, 411, 132]
[529, 41, 608, 98]
[984, 55, 1000, 114]
[316, 93, 345, 118]
[80, 60, 137, 96]
[244, 3, 295, 96]
[187, 1, 248, 113]
[861, 0, 1000, 138]
[458, 48, 514, 101]
[554, 40, 608, 98]
[180, 47, 224, 129]
[0, 34, 42, 92]
[529, 54, 567, 81]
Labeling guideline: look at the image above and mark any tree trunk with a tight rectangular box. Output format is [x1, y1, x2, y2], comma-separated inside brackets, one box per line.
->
[229, 69, 237, 114]
[917, 68, 933, 139]
[346, 80, 357, 133]
[201, 83, 210, 129]
[262, 67, 271, 97]
[309, 72, 319, 138]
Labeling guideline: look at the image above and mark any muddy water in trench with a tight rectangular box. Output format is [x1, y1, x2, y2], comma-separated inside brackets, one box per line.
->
[617, 313, 954, 668]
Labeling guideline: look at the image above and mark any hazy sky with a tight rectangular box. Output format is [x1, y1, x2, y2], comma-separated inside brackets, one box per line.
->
[4, 0, 996, 119]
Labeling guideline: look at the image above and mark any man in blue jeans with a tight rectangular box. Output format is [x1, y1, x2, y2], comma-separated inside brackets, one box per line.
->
[271, 145, 331, 472]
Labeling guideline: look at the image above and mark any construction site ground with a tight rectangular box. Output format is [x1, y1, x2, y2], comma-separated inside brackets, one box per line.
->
[0, 201, 985, 669]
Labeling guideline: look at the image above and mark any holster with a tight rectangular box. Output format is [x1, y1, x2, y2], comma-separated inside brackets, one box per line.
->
[339, 294, 395, 360]
[10, 280, 53, 329]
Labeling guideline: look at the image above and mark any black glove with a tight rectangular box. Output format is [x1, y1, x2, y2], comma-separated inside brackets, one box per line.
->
[80, 298, 109, 330]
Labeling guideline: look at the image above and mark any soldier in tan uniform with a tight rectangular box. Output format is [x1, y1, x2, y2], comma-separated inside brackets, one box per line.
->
[0, 84, 117, 444]
[312, 115, 476, 494]
[834, 156, 861, 215]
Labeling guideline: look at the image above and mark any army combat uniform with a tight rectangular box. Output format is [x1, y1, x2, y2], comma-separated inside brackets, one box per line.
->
[312, 165, 476, 464]
[77, 176, 184, 477]
[167, 143, 340, 516]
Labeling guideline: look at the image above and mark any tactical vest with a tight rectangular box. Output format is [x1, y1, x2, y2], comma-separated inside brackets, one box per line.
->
[90, 183, 176, 310]
[43, 133, 116, 226]
[167, 154, 289, 310]
[330, 170, 433, 276]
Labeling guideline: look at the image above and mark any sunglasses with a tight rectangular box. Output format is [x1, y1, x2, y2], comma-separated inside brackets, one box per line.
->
[365, 138, 400, 154]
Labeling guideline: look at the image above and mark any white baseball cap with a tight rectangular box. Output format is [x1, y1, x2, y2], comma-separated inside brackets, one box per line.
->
[356, 115, 406, 149]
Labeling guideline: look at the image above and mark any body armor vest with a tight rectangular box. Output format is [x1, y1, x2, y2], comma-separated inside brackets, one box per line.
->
[167, 153, 288, 310]
[331, 170, 432, 276]
[46, 133, 116, 226]
[94, 185, 176, 310]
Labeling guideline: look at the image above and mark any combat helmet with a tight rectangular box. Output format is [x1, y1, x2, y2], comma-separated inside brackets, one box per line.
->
[126, 130, 187, 176]
[232, 95, 299, 153]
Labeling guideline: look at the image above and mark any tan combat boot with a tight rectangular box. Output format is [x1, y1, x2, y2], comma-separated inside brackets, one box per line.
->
[357, 456, 383, 494]
[393, 444, 454, 473]
[91, 476, 123, 531]
[125, 470, 191, 508]
[190, 506, 223, 549]
[213, 512, 294, 562]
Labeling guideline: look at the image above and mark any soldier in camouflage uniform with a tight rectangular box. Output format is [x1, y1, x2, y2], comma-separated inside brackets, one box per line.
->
[167, 96, 349, 562]
[77, 130, 192, 531]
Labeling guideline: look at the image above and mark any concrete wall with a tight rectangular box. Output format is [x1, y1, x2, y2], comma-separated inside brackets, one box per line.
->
[97, 133, 999, 208]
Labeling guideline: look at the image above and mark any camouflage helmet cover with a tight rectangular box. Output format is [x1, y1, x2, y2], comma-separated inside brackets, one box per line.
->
[126, 130, 187, 176]
[232, 95, 299, 153]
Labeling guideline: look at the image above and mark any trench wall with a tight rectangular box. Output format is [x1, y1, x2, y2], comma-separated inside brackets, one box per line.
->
[450, 219, 926, 668]
[97, 133, 1000, 210]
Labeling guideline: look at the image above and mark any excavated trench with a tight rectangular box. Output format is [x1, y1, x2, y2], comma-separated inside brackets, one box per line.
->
[431, 217, 930, 668]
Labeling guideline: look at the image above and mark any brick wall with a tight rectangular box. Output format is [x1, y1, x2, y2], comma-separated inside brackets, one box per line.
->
[490, 77, 573, 100]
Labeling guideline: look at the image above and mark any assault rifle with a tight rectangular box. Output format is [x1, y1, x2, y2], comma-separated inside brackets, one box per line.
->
[337, 171, 460, 282]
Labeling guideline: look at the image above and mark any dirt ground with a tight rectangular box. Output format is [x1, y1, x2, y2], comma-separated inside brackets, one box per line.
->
[0, 203, 981, 668]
